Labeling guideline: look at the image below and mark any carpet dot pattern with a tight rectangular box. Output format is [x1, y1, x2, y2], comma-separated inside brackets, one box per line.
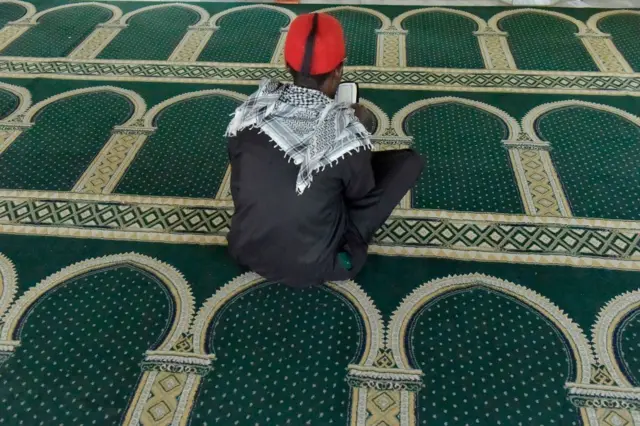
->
[191, 282, 362, 425]
[405, 102, 523, 213]
[618, 309, 640, 387]
[0, 6, 112, 57]
[328, 10, 379, 66]
[538, 106, 640, 220]
[0, 3, 27, 28]
[198, 9, 289, 63]
[0, 92, 132, 191]
[500, 13, 598, 72]
[0, 266, 172, 425]
[599, 14, 640, 72]
[0, 89, 18, 120]
[98, 7, 199, 61]
[116, 95, 239, 198]
[411, 288, 579, 426]
[404, 12, 484, 69]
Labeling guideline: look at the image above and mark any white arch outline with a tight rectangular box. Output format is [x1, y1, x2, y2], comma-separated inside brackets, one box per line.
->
[587, 9, 640, 34]
[21, 86, 146, 126]
[522, 100, 640, 144]
[388, 273, 594, 383]
[0, 253, 17, 320]
[392, 96, 521, 140]
[393, 7, 487, 32]
[0, 81, 31, 121]
[143, 89, 246, 128]
[28, 2, 122, 25]
[318, 6, 391, 31]
[189, 273, 384, 366]
[119, 3, 208, 27]
[489, 9, 588, 34]
[0, 253, 195, 352]
[0, 0, 36, 23]
[209, 4, 295, 29]
[592, 289, 640, 388]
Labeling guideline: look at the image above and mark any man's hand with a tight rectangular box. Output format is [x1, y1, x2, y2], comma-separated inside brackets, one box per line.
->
[351, 104, 376, 134]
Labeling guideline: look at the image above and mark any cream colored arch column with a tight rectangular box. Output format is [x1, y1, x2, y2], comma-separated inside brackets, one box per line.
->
[566, 289, 640, 426]
[504, 132, 571, 217]
[519, 100, 640, 218]
[386, 12, 411, 68]
[474, 26, 516, 70]
[376, 26, 406, 67]
[65, 87, 149, 194]
[483, 12, 525, 70]
[167, 5, 212, 63]
[78, 89, 247, 196]
[67, 4, 123, 60]
[0, 0, 36, 52]
[581, 11, 636, 74]
[41, 3, 124, 60]
[0, 82, 32, 155]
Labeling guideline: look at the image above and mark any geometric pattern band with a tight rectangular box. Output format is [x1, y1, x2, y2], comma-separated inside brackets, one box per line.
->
[1, 59, 640, 93]
[0, 198, 232, 236]
[376, 216, 640, 259]
[1, 197, 638, 259]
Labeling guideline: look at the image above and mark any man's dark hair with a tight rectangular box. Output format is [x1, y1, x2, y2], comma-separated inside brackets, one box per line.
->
[288, 66, 335, 91]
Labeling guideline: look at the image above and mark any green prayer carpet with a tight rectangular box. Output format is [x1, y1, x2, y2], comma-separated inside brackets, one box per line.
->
[0, 2, 638, 426]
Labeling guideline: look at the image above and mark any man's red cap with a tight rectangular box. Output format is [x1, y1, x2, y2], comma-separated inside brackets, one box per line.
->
[285, 13, 346, 76]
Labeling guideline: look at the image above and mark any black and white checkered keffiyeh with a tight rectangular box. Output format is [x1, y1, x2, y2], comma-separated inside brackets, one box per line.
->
[226, 79, 372, 194]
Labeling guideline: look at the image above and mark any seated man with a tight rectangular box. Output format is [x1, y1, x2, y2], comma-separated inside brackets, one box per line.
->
[226, 13, 423, 287]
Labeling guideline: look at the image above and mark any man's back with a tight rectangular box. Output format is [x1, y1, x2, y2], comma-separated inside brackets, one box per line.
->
[228, 128, 372, 287]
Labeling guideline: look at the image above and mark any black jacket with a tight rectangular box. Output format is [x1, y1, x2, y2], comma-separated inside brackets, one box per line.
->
[227, 128, 373, 287]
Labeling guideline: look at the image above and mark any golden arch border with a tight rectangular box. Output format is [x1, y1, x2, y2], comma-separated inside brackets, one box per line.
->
[391, 96, 521, 139]
[209, 4, 296, 28]
[0, 253, 195, 351]
[21, 85, 146, 126]
[387, 273, 594, 384]
[0, 252, 17, 319]
[208, 5, 296, 65]
[26, 2, 122, 25]
[592, 289, 640, 388]
[189, 273, 384, 367]
[0, 81, 31, 121]
[359, 98, 389, 138]
[392, 7, 487, 32]
[522, 99, 640, 144]
[142, 89, 247, 199]
[119, 3, 209, 27]
[318, 6, 392, 31]
[75, 88, 246, 195]
[587, 9, 640, 34]
[0, 0, 36, 22]
[143, 88, 246, 128]
[488, 8, 589, 34]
